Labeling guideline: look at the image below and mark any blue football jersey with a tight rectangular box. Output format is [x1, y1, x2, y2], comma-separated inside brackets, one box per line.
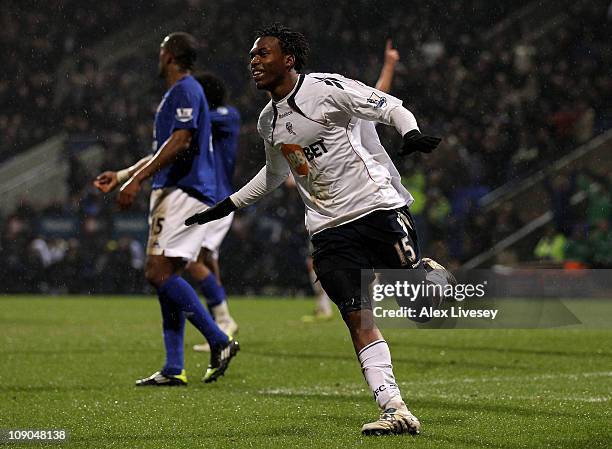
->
[151, 75, 216, 205]
[210, 105, 240, 199]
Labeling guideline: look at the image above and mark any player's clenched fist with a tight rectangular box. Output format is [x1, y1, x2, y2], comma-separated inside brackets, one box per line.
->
[399, 130, 442, 156]
[185, 197, 237, 226]
[93, 171, 119, 193]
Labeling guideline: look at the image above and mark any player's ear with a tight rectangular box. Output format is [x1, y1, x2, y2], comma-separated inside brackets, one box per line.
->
[285, 54, 296, 71]
[160, 48, 172, 65]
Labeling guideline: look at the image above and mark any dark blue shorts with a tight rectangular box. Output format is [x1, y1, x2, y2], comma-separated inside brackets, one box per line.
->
[311, 206, 421, 314]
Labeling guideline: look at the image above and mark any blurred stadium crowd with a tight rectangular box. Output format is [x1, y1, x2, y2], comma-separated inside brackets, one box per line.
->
[1, 0, 610, 293]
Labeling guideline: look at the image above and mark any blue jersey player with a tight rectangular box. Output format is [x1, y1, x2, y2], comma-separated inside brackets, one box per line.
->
[93, 32, 239, 385]
[186, 73, 241, 352]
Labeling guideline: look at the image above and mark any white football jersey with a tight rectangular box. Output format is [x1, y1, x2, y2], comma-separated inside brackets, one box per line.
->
[231, 72, 416, 235]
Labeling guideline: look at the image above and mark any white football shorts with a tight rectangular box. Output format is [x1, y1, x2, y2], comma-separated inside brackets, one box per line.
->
[146, 187, 210, 262]
[200, 212, 234, 259]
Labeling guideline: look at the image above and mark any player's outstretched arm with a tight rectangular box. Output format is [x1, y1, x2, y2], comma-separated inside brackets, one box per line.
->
[185, 140, 289, 226]
[93, 155, 153, 193]
[326, 79, 442, 156]
[185, 197, 237, 226]
[375, 39, 400, 94]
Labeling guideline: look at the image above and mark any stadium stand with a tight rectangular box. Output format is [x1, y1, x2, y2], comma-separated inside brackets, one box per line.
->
[0, 0, 609, 293]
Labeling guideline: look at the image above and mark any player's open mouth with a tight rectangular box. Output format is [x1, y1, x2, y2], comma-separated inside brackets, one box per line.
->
[252, 69, 264, 81]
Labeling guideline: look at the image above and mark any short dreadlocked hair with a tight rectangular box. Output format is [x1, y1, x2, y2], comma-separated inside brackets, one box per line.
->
[255, 23, 310, 71]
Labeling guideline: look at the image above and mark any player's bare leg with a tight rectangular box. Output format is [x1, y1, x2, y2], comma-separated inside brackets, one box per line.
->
[202, 249, 221, 281]
[145, 254, 184, 288]
[302, 257, 333, 322]
[343, 309, 382, 352]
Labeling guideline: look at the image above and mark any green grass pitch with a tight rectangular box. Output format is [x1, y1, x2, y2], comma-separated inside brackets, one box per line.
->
[1, 296, 610, 448]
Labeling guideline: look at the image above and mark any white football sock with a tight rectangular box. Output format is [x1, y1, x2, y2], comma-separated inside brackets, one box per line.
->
[358, 339, 404, 410]
[211, 301, 231, 323]
[317, 290, 332, 314]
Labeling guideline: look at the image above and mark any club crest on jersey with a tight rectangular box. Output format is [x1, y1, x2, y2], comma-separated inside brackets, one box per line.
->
[367, 92, 387, 109]
[286, 122, 296, 135]
[175, 108, 193, 122]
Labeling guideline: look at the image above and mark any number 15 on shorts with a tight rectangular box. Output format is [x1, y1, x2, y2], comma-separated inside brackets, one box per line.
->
[153, 217, 165, 235]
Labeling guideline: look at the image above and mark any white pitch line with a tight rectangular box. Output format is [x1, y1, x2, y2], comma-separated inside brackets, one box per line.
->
[501, 395, 611, 403]
[259, 388, 610, 404]
[259, 371, 612, 403]
[411, 370, 612, 387]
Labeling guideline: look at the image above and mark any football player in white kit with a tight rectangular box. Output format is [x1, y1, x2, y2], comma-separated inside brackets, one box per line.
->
[186, 24, 451, 435]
